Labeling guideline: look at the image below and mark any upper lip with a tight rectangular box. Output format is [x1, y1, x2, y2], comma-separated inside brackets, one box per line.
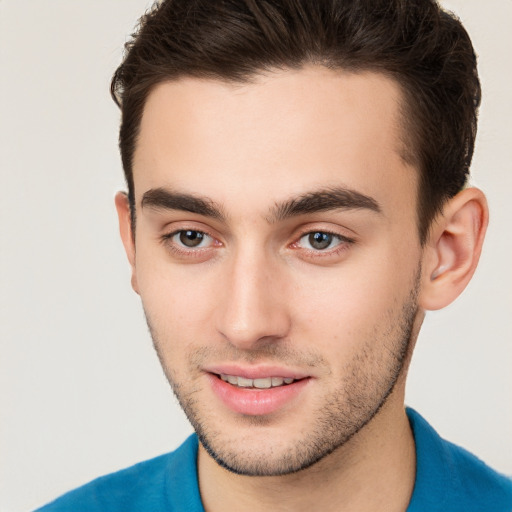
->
[205, 364, 310, 380]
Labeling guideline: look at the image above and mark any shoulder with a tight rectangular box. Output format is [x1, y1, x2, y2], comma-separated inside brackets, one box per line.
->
[442, 436, 512, 508]
[34, 435, 202, 512]
[407, 408, 512, 512]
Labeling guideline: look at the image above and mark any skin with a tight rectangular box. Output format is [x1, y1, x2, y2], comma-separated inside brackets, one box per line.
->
[116, 66, 488, 511]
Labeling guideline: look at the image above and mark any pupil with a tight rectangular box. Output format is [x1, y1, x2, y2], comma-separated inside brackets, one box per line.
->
[309, 232, 332, 250]
[179, 230, 204, 247]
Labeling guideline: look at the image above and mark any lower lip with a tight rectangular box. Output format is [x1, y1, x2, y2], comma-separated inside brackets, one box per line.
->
[207, 374, 310, 416]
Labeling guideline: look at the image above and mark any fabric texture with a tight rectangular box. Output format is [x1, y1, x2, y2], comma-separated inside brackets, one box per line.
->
[35, 408, 512, 512]
[406, 408, 512, 511]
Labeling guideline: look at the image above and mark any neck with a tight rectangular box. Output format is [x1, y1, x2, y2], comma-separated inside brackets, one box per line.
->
[197, 392, 416, 512]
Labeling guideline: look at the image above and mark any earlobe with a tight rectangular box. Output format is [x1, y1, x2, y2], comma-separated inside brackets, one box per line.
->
[114, 191, 139, 294]
[419, 187, 488, 311]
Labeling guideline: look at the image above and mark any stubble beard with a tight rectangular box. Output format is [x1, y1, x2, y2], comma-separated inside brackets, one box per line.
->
[145, 274, 420, 477]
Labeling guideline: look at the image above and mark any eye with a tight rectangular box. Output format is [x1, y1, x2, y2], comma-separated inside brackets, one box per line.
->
[169, 230, 213, 249]
[296, 231, 347, 251]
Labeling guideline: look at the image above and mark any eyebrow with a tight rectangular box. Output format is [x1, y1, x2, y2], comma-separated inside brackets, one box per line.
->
[141, 188, 226, 221]
[268, 187, 381, 223]
[140, 186, 381, 223]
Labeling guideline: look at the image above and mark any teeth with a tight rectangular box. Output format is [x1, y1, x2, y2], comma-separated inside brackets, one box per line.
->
[237, 377, 253, 387]
[271, 377, 284, 387]
[253, 378, 272, 389]
[219, 374, 297, 388]
[227, 375, 238, 385]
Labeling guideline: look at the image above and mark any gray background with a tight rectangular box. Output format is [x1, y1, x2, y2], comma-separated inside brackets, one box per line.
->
[1, 1, 511, 511]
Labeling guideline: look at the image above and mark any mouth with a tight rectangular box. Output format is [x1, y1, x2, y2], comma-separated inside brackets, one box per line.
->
[206, 369, 311, 416]
[216, 373, 299, 389]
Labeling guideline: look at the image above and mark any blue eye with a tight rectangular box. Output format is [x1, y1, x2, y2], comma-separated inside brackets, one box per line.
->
[299, 231, 343, 251]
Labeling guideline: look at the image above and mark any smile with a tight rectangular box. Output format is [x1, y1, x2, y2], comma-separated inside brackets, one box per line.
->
[208, 372, 311, 416]
[218, 374, 297, 389]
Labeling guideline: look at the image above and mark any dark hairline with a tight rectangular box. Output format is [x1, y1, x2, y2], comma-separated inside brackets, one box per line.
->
[111, 0, 480, 246]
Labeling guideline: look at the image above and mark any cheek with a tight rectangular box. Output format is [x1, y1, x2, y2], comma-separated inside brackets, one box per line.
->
[290, 251, 418, 348]
[134, 252, 219, 349]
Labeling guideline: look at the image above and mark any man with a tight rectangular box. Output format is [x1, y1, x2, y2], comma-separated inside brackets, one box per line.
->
[36, 0, 512, 510]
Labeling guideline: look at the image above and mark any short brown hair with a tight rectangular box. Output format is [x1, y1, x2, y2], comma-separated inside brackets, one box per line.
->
[111, 0, 481, 243]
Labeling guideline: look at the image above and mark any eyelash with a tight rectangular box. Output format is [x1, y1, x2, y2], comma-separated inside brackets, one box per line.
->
[291, 229, 355, 258]
[161, 228, 355, 259]
[161, 229, 219, 258]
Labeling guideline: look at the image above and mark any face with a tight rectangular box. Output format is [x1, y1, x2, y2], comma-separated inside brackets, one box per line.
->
[123, 67, 424, 476]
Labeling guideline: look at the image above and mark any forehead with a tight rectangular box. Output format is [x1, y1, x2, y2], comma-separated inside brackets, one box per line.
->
[133, 66, 416, 219]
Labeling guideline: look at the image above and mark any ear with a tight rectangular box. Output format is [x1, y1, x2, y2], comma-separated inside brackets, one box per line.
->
[114, 191, 139, 294]
[419, 187, 488, 311]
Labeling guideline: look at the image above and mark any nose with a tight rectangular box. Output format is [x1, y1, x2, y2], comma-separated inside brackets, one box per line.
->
[215, 249, 291, 350]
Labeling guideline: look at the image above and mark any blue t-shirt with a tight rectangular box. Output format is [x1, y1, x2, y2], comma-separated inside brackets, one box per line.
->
[36, 408, 512, 511]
